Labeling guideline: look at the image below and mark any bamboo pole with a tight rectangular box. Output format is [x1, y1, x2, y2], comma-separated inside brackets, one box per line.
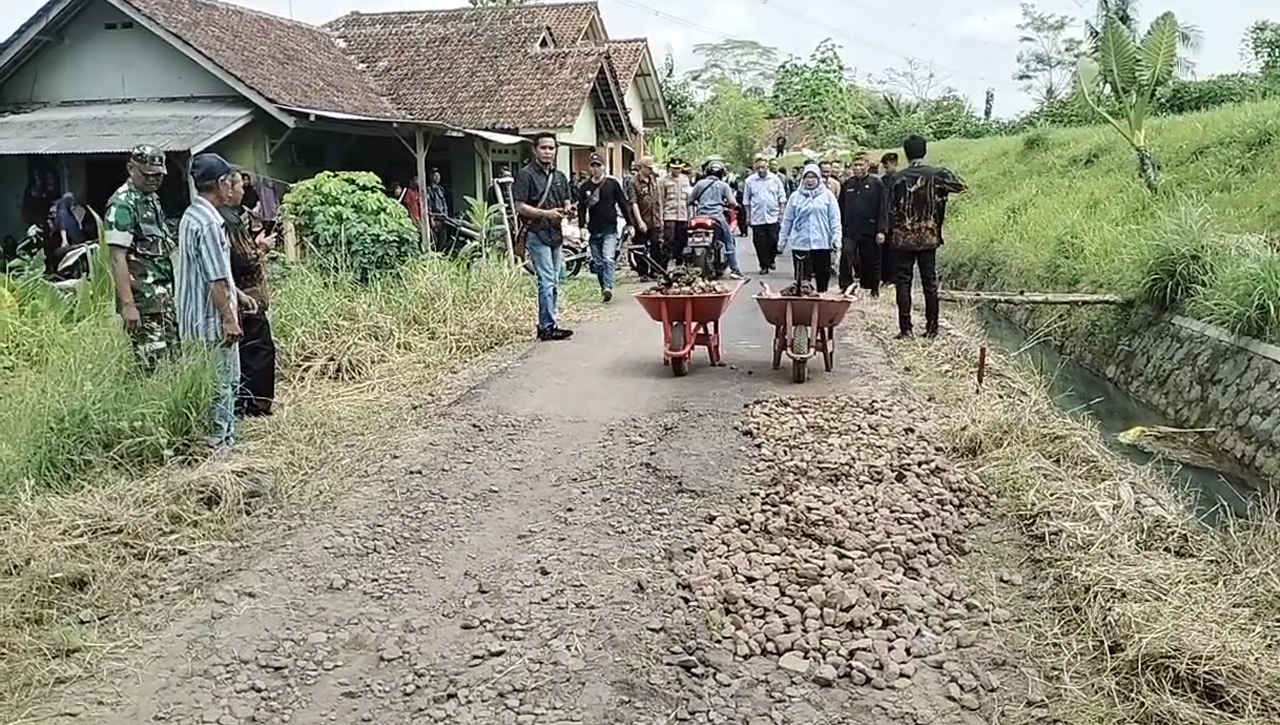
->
[939, 290, 1126, 305]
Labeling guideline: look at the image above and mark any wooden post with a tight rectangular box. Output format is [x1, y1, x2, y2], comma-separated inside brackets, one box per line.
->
[281, 218, 299, 262]
[493, 176, 514, 260]
[414, 128, 433, 252]
[473, 138, 491, 204]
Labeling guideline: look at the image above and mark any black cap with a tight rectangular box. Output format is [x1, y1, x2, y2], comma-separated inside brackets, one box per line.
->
[189, 153, 237, 185]
[588, 153, 605, 166]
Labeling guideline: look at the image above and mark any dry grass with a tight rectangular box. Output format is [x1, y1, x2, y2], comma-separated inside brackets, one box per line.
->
[870, 306, 1280, 725]
[0, 255, 609, 718]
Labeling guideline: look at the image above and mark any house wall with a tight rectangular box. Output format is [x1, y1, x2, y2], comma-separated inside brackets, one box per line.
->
[624, 83, 645, 137]
[556, 100, 598, 173]
[0, 0, 236, 105]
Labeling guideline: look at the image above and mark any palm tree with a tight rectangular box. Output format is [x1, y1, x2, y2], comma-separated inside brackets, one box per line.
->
[1084, 0, 1201, 75]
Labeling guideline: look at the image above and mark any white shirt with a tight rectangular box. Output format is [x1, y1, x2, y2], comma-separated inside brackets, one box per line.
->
[742, 172, 786, 226]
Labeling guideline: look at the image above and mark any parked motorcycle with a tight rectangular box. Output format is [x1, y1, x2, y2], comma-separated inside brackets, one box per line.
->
[519, 219, 587, 279]
[684, 217, 728, 280]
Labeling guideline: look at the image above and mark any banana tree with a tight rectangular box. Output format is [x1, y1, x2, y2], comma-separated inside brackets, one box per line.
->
[1075, 10, 1181, 192]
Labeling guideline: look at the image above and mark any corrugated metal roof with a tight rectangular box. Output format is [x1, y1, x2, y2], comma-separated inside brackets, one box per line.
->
[0, 101, 255, 155]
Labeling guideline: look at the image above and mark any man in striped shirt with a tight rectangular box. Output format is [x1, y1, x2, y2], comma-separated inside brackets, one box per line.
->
[177, 153, 244, 450]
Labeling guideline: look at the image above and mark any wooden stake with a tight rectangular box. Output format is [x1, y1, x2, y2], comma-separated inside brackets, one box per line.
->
[976, 346, 987, 393]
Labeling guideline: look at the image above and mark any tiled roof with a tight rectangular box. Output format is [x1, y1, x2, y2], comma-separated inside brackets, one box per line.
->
[7, 0, 624, 128]
[325, 8, 612, 130]
[526, 1, 598, 45]
[122, 0, 396, 119]
[607, 38, 649, 88]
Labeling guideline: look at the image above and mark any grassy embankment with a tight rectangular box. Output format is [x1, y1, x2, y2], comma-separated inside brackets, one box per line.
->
[930, 98, 1280, 343]
[0, 242, 599, 711]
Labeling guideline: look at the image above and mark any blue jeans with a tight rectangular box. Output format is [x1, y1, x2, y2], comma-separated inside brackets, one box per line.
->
[526, 229, 562, 331]
[208, 342, 240, 449]
[715, 219, 740, 274]
[588, 231, 618, 291]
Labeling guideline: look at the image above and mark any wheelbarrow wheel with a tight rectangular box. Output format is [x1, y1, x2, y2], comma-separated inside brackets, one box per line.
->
[791, 324, 810, 355]
[790, 325, 810, 383]
[669, 322, 689, 377]
[791, 358, 808, 383]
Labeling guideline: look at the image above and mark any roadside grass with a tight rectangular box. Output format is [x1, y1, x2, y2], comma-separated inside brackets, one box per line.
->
[0, 250, 604, 714]
[879, 306, 1280, 725]
[930, 98, 1280, 343]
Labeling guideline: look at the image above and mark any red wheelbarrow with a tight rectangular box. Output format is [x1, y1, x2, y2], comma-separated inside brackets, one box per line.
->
[754, 293, 855, 383]
[634, 280, 745, 376]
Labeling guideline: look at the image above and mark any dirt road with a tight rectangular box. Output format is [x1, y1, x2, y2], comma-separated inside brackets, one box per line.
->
[30, 252, 1026, 725]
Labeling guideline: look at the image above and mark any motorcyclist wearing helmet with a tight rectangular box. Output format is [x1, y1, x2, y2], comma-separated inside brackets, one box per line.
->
[687, 160, 743, 279]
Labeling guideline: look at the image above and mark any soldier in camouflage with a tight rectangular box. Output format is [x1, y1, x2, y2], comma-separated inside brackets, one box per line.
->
[105, 144, 178, 369]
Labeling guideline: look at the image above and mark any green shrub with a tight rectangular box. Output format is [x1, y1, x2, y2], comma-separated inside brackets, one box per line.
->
[1191, 251, 1280, 339]
[1134, 202, 1218, 312]
[280, 171, 421, 281]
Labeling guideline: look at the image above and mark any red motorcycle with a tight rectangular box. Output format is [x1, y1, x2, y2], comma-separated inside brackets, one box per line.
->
[684, 217, 729, 280]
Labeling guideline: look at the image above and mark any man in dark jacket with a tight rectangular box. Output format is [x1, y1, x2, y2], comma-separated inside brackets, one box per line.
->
[838, 154, 888, 295]
[577, 153, 631, 301]
[884, 135, 967, 339]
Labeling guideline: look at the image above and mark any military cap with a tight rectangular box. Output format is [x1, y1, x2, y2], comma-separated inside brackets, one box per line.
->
[129, 144, 167, 174]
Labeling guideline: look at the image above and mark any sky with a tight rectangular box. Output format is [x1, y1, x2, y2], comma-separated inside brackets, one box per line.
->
[1, 0, 1268, 116]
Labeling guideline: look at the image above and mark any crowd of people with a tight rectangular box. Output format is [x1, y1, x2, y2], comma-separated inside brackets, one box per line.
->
[511, 132, 965, 341]
[104, 145, 277, 451]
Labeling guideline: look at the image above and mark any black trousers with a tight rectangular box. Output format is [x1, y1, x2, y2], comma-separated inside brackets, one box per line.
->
[634, 225, 663, 278]
[839, 233, 881, 293]
[894, 248, 939, 334]
[880, 245, 896, 288]
[751, 223, 780, 272]
[238, 312, 276, 416]
[792, 249, 833, 292]
[665, 220, 688, 267]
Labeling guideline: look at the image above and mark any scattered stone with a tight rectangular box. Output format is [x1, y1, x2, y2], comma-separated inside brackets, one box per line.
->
[778, 652, 810, 674]
[676, 395, 998, 686]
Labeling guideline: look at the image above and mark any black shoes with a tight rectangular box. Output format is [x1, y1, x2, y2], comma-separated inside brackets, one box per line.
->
[537, 327, 574, 341]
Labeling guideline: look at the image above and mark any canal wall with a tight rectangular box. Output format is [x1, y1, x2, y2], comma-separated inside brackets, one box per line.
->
[1004, 306, 1280, 483]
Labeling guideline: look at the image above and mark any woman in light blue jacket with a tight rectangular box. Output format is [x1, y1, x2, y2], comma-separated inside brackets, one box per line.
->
[778, 164, 841, 292]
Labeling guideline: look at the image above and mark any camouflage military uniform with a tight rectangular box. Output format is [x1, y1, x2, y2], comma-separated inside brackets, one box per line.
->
[105, 145, 178, 367]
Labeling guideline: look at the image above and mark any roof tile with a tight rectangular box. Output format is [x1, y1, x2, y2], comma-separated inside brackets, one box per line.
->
[607, 38, 649, 87]
[325, 8, 611, 130]
[102, 0, 619, 129]
[122, 0, 396, 118]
